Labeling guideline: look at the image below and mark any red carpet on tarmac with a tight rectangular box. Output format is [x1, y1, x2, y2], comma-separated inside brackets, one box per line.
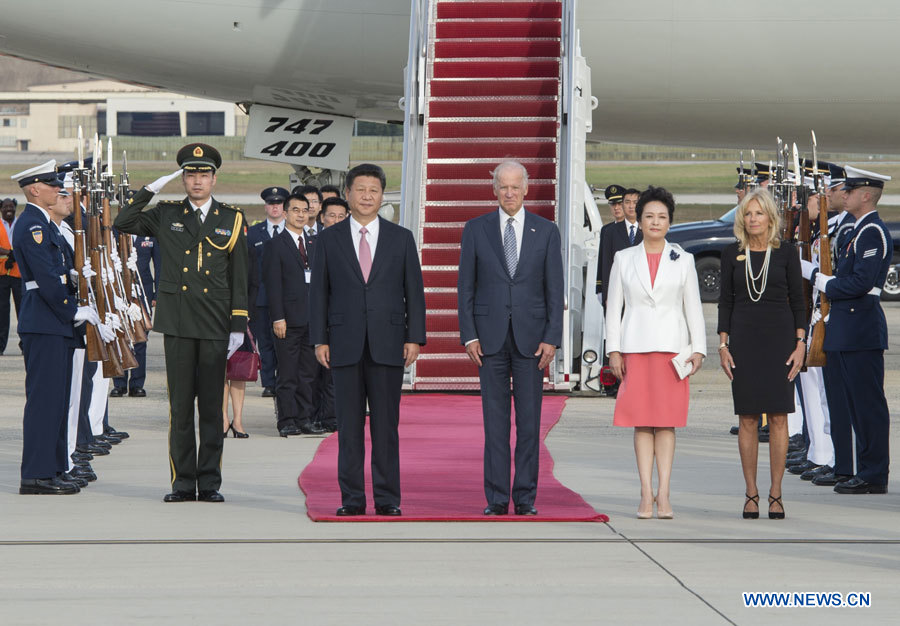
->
[298, 394, 608, 522]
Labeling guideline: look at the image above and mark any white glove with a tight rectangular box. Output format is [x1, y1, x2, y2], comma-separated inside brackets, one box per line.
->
[127, 302, 143, 322]
[810, 308, 822, 327]
[127, 248, 138, 271]
[82, 259, 96, 279]
[114, 295, 127, 312]
[227, 332, 244, 359]
[799, 259, 816, 280]
[97, 322, 116, 343]
[69, 268, 78, 282]
[815, 272, 834, 293]
[106, 312, 123, 332]
[112, 254, 123, 274]
[74, 306, 100, 326]
[145, 169, 183, 194]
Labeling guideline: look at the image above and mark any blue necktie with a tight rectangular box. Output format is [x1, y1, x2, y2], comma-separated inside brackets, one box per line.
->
[504, 217, 517, 277]
[628, 224, 635, 245]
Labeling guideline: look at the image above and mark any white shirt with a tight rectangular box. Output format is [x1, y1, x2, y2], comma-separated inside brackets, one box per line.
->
[305, 222, 321, 238]
[497, 206, 524, 261]
[2, 217, 15, 241]
[266, 218, 285, 238]
[58, 219, 75, 251]
[189, 197, 213, 222]
[285, 228, 303, 249]
[624, 218, 638, 241]
[349, 216, 379, 260]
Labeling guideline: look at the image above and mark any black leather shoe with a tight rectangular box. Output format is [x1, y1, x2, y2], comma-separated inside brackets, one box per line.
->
[336, 505, 365, 516]
[788, 460, 820, 475]
[834, 476, 888, 494]
[299, 421, 326, 435]
[105, 427, 129, 439]
[95, 434, 121, 445]
[109, 387, 127, 397]
[71, 451, 93, 462]
[92, 439, 112, 450]
[128, 387, 146, 397]
[261, 386, 275, 398]
[163, 490, 196, 502]
[279, 425, 303, 437]
[59, 472, 88, 488]
[785, 455, 809, 468]
[19, 477, 79, 495]
[515, 504, 538, 516]
[801, 464, 831, 481]
[812, 470, 853, 486]
[73, 459, 93, 469]
[198, 490, 225, 502]
[483, 504, 508, 515]
[785, 450, 808, 463]
[375, 505, 402, 516]
[76, 443, 109, 456]
[729, 425, 739, 435]
[787, 433, 805, 453]
[70, 466, 97, 482]
[758, 425, 770, 443]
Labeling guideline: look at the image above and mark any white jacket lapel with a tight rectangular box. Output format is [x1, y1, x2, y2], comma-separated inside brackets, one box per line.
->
[632, 242, 654, 298]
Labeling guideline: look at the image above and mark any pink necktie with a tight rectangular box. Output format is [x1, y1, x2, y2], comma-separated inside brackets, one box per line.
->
[358, 226, 372, 282]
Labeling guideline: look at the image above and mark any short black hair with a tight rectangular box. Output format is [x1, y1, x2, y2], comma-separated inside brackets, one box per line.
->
[321, 196, 349, 214]
[286, 192, 310, 208]
[636, 186, 675, 221]
[345, 163, 386, 191]
[625, 188, 641, 197]
[1, 198, 17, 207]
[320, 184, 342, 197]
[292, 185, 322, 202]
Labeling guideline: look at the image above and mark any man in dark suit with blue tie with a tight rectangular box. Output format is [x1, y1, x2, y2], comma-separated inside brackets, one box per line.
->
[457, 161, 564, 516]
[247, 186, 288, 397]
[263, 192, 324, 437]
[309, 164, 426, 517]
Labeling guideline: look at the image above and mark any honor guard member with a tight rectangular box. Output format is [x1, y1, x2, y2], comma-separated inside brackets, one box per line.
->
[802, 165, 893, 494]
[247, 186, 288, 398]
[12, 161, 101, 494]
[735, 167, 753, 203]
[115, 143, 249, 503]
[753, 163, 771, 188]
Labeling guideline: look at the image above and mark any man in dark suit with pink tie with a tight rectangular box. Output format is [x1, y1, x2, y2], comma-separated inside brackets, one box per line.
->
[457, 161, 564, 516]
[309, 164, 426, 517]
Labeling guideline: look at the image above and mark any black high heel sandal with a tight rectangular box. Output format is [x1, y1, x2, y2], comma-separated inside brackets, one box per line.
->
[743, 493, 760, 519]
[232, 425, 249, 439]
[768, 494, 785, 520]
[224, 423, 232, 436]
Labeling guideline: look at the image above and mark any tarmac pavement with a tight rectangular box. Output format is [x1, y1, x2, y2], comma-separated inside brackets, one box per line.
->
[0, 303, 898, 625]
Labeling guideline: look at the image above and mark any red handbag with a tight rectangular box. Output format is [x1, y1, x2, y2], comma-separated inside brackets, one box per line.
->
[226, 328, 261, 382]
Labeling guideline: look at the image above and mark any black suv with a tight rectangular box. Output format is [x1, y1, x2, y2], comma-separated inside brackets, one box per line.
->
[667, 207, 900, 302]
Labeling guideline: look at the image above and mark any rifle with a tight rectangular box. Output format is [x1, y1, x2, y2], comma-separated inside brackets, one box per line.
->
[792, 142, 813, 327]
[807, 131, 829, 367]
[71, 166, 108, 364]
[117, 150, 153, 335]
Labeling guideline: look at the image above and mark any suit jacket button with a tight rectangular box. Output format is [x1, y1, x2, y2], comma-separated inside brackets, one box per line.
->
[203, 288, 208, 293]
[183, 267, 188, 272]
[63, 299, 67, 304]
[205, 270, 210, 275]
[850, 308, 855, 312]
[185, 250, 190, 255]
[182, 285, 187, 291]
[207, 252, 211, 257]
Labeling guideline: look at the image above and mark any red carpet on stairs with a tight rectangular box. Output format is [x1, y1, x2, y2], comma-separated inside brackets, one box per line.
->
[298, 394, 608, 522]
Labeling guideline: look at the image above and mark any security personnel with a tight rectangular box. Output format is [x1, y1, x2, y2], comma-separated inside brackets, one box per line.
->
[594, 184, 625, 299]
[114, 143, 248, 503]
[247, 186, 288, 397]
[804, 165, 893, 494]
[0, 197, 21, 355]
[12, 160, 100, 494]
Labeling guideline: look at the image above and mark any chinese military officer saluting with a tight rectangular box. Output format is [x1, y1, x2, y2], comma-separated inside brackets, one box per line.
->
[115, 143, 248, 503]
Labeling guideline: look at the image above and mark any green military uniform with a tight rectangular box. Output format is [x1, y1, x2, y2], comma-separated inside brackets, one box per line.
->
[114, 146, 248, 497]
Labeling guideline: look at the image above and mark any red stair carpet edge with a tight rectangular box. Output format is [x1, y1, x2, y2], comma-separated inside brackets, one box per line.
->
[298, 394, 608, 522]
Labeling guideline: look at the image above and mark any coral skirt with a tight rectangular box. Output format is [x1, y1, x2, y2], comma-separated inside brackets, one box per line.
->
[613, 352, 690, 428]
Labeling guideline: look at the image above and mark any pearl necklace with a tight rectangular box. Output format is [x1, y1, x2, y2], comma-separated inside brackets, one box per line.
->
[745, 245, 772, 302]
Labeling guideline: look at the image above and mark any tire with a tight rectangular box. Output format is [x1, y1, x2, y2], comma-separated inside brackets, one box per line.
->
[694, 256, 721, 303]
[883, 257, 900, 301]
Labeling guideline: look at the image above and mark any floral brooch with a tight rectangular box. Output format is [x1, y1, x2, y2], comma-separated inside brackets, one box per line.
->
[669, 250, 680, 261]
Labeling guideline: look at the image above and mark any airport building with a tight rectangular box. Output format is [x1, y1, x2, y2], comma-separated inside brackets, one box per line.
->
[0, 79, 248, 153]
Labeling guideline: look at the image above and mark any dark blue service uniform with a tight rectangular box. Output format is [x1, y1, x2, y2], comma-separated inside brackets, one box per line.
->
[13, 204, 78, 480]
[820, 211, 893, 486]
[247, 221, 279, 389]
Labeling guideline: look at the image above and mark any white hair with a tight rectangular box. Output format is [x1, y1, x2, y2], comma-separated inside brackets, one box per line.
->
[491, 160, 529, 189]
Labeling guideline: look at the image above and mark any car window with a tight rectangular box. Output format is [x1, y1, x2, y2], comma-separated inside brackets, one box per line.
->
[720, 207, 737, 223]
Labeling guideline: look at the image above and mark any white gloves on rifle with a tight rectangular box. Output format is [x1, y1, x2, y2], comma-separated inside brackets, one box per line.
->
[799, 259, 816, 280]
[227, 332, 244, 359]
[82, 259, 96, 279]
[127, 302, 143, 322]
[97, 322, 116, 344]
[815, 272, 834, 293]
[127, 248, 138, 272]
[74, 306, 100, 327]
[145, 169, 183, 194]
[106, 312, 123, 332]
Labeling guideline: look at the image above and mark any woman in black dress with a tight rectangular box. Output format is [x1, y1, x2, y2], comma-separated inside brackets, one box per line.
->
[717, 189, 806, 520]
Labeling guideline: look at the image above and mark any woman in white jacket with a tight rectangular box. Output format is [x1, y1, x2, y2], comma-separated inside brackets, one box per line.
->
[605, 186, 706, 519]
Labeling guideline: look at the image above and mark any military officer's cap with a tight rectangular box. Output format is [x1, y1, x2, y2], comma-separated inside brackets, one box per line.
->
[260, 186, 290, 204]
[11, 160, 63, 188]
[604, 185, 624, 203]
[735, 167, 753, 189]
[842, 165, 891, 190]
[176, 143, 222, 172]
[57, 172, 74, 196]
[753, 162, 771, 182]
[57, 158, 93, 174]
[827, 163, 846, 188]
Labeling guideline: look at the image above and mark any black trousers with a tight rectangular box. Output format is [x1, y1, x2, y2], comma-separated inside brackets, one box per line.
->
[823, 352, 855, 476]
[0, 274, 22, 354]
[314, 362, 336, 426]
[272, 325, 317, 429]
[478, 322, 544, 508]
[21, 333, 73, 479]
[77, 358, 97, 445]
[163, 334, 227, 493]
[113, 340, 147, 390]
[250, 306, 277, 389]
[331, 339, 403, 509]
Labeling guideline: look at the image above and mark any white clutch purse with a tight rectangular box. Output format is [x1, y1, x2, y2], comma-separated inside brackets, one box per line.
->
[670, 348, 694, 380]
